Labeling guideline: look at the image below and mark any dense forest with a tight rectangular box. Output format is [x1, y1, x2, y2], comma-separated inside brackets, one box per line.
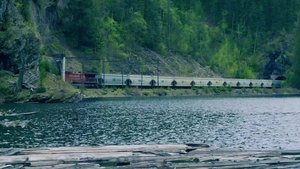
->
[1, 0, 300, 92]
[60, 0, 298, 78]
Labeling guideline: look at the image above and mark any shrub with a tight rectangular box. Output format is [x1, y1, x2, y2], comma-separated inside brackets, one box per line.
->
[36, 87, 46, 93]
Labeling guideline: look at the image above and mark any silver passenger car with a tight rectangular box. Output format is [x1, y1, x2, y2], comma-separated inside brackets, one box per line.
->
[96, 74, 281, 88]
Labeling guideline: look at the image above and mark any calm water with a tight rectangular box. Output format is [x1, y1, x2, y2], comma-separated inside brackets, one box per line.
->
[0, 97, 300, 150]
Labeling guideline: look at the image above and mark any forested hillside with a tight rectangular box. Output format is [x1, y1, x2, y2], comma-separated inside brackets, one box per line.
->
[1, 0, 300, 93]
[60, 0, 298, 78]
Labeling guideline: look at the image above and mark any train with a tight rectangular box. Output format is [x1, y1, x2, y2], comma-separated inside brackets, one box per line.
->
[65, 71, 97, 87]
[65, 71, 282, 88]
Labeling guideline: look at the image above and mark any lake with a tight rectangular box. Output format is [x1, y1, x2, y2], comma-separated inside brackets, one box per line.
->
[0, 96, 300, 150]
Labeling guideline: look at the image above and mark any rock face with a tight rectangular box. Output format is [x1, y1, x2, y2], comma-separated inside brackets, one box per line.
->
[262, 50, 292, 79]
[20, 33, 40, 89]
[0, 0, 40, 89]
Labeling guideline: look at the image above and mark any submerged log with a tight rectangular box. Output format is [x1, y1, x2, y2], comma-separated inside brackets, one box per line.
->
[0, 144, 300, 169]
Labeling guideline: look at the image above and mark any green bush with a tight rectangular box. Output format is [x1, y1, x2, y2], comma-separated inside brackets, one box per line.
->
[36, 87, 46, 93]
[154, 88, 167, 96]
[124, 87, 141, 96]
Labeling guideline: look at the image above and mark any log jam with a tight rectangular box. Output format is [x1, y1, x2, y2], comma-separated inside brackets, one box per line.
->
[1, 144, 300, 168]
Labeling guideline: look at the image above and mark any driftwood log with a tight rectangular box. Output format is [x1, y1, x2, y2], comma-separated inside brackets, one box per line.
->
[0, 144, 300, 168]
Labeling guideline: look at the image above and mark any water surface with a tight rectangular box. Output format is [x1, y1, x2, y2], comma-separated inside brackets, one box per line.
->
[0, 96, 300, 150]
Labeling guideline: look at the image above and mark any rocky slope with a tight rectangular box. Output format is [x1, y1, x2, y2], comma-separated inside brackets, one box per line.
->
[0, 0, 80, 103]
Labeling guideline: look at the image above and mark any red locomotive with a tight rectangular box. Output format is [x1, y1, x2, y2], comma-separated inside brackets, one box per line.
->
[65, 71, 97, 87]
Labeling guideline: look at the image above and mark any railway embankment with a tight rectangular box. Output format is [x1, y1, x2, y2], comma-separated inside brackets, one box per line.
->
[81, 87, 300, 99]
[1, 70, 300, 103]
[2, 84, 300, 103]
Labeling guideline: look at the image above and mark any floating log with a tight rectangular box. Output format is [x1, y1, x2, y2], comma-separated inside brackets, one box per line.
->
[0, 111, 37, 117]
[0, 144, 300, 168]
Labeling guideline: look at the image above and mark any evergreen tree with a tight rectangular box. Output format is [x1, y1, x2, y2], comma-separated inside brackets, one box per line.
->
[291, 20, 300, 88]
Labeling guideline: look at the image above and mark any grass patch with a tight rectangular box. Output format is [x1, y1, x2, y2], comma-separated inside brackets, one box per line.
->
[124, 87, 142, 96]
[0, 71, 17, 96]
[153, 88, 167, 96]
[32, 73, 80, 102]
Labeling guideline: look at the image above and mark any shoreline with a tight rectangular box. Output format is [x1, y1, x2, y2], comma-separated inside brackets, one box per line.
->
[1, 87, 300, 104]
[81, 87, 300, 100]
[81, 93, 300, 102]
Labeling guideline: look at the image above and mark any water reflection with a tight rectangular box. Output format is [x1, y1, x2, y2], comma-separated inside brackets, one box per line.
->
[0, 97, 300, 149]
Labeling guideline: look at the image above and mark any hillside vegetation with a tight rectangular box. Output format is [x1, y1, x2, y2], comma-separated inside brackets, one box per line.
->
[60, 0, 298, 78]
[1, 0, 300, 100]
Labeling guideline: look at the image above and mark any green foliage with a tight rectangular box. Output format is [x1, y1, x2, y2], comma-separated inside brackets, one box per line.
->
[126, 11, 147, 46]
[213, 39, 237, 75]
[154, 88, 168, 96]
[58, 0, 300, 78]
[5, 0, 300, 80]
[15, 0, 31, 22]
[34, 0, 58, 8]
[38, 55, 60, 92]
[124, 87, 141, 96]
[38, 56, 49, 86]
[36, 87, 46, 93]
[0, 71, 15, 95]
[213, 87, 232, 94]
[290, 19, 300, 88]
[49, 40, 64, 54]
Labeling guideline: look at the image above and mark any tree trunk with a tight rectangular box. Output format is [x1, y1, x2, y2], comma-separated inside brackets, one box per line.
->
[16, 56, 25, 92]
